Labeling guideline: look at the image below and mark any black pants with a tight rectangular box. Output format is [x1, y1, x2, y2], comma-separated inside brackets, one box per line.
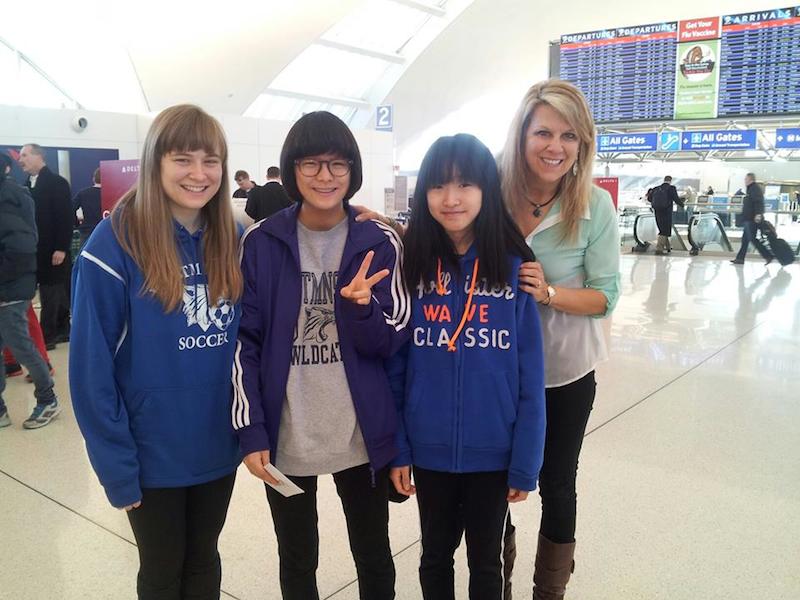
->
[501, 372, 595, 598]
[266, 463, 395, 600]
[539, 371, 596, 543]
[654, 208, 673, 237]
[126, 472, 236, 600]
[415, 467, 510, 600]
[38, 281, 70, 343]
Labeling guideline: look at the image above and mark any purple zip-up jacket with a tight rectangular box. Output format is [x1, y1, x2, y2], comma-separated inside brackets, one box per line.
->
[231, 204, 411, 471]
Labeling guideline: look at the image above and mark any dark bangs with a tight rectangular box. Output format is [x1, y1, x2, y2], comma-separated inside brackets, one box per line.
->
[418, 134, 497, 191]
[280, 111, 363, 203]
[404, 133, 534, 290]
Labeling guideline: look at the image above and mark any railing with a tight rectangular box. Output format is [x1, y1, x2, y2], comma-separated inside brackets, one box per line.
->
[631, 212, 687, 252]
[686, 213, 733, 255]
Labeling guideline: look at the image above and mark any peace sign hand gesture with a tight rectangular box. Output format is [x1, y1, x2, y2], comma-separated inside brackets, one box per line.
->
[341, 250, 390, 305]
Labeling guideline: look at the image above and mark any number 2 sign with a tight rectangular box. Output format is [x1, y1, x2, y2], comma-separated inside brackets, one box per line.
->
[376, 105, 393, 131]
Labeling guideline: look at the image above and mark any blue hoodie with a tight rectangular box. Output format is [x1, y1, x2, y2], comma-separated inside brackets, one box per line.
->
[69, 218, 241, 508]
[388, 247, 547, 491]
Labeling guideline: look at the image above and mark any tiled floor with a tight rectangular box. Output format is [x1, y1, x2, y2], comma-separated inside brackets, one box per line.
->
[1, 254, 799, 599]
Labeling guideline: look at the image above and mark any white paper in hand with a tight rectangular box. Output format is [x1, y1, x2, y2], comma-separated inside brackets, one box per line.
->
[264, 464, 304, 497]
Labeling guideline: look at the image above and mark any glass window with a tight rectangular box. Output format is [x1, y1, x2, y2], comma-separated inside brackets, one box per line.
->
[244, 93, 357, 123]
[270, 45, 393, 101]
[322, 0, 434, 54]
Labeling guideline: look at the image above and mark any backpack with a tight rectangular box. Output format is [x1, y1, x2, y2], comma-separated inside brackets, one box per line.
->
[650, 185, 670, 210]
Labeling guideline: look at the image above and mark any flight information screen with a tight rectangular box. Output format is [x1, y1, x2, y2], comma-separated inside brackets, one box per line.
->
[717, 7, 800, 117]
[559, 23, 677, 123]
[558, 7, 800, 122]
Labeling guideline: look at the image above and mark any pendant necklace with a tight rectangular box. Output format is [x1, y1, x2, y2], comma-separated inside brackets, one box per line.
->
[529, 192, 558, 217]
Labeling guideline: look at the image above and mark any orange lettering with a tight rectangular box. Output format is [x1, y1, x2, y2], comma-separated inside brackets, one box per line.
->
[479, 304, 489, 323]
[440, 305, 451, 322]
[465, 304, 477, 321]
[423, 304, 440, 321]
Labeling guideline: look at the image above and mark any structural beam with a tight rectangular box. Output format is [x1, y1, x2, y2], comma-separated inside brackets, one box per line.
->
[389, 0, 446, 17]
[317, 39, 405, 64]
[264, 88, 371, 110]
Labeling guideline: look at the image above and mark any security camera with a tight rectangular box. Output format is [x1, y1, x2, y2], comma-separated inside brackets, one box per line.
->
[71, 115, 89, 132]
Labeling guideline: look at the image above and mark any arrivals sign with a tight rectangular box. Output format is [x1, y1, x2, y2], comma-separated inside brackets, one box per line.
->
[597, 133, 658, 153]
[775, 128, 800, 149]
[680, 129, 757, 151]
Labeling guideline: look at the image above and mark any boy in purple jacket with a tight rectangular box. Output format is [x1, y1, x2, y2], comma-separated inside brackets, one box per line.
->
[232, 111, 411, 600]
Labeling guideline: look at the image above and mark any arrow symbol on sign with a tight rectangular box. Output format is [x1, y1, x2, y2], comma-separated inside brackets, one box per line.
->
[777, 136, 784, 141]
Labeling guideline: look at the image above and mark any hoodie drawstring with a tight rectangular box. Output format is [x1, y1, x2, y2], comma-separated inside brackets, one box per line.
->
[446, 258, 479, 353]
[436, 259, 447, 296]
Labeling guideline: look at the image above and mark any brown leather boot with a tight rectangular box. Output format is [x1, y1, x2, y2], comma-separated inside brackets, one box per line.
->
[532, 533, 576, 599]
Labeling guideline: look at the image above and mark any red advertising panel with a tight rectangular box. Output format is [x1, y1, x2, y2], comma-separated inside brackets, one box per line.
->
[678, 17, 721, 41]
[593, 177, 619, 209]
[100, 159, 139, 216]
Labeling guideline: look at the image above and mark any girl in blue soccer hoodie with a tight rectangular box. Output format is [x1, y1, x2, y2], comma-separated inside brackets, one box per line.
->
[70, 105, 243, 599]
[388, 133, 547, 599]
[232, 111, 411, 600]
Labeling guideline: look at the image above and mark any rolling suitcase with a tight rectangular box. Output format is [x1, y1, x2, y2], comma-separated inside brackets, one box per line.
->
[759, 221, 795, 266]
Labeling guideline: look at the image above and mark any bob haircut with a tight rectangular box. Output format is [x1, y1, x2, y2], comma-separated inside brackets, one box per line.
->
[404, 133, 534, 289]
[112, 104, 242, 311]
[279, 111, 363, 204]
[501, 79, 596, 243]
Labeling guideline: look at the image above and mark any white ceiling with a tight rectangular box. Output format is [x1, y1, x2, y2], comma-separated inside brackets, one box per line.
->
[1, 0, 795, 168]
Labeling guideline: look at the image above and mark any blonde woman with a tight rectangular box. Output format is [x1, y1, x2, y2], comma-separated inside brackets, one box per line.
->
[500, 79, 620, 599]
[70, 104, 243, 599]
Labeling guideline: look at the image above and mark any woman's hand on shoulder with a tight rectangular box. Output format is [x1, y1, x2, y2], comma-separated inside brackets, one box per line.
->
[352, 204, 406, 237]
[352, 204, 385, 223]
[243, 450, 280, 485]
[519, 261, 549, 304]
[390, 466, 416, 496]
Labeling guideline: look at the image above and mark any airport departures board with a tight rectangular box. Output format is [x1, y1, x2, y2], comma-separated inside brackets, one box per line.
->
[557, 7, 800, 123]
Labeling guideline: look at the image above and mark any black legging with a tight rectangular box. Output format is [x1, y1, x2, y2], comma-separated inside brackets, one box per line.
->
[127, 472, 236, 600]
[538, 371, 596, 543]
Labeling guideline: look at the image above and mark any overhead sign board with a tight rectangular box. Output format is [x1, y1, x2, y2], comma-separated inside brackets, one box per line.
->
[597, 133, 659, 153]
[680, 129, 757, 150]
[659, 131, 682, 151]
[775, 128, 800, 149]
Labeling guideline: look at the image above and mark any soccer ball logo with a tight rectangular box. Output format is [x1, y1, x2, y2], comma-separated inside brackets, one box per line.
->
[209, 299, 235, 331]
[182, 283, 235, 332]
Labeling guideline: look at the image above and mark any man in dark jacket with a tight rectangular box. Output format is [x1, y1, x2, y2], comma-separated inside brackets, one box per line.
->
[233, 170, 257, 198]
[648, 175, 684, 255]
[72, 167, 102, 244]
[0, 152, 61, 429]
[18, 144, 73, 348]
[245, 166, 293, 222]
[731, 173, 773, 265]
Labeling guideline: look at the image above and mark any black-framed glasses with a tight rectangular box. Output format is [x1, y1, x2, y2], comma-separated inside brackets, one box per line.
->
[295, 158, 353, 177]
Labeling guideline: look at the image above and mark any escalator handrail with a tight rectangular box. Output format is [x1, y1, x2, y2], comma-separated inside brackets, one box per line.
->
[687, 213, 733, 252]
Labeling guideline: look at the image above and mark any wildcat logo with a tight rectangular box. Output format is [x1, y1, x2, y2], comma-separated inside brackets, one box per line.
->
[182, 284, 235, 332]
[300, 306, 336, 343]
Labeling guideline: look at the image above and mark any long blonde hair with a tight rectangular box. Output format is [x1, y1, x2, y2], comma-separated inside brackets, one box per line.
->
[112, 104, 242, 311]
[501, 79, 596, 242]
